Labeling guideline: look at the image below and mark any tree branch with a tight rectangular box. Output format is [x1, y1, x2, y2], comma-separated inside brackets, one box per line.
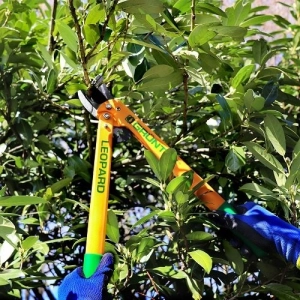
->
[48, 0, 58, 53]
[86, 0, 119, 60]
[68, 0, 94, 161]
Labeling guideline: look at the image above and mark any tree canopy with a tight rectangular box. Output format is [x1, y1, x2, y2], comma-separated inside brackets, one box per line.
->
[1, 0, 300, 299]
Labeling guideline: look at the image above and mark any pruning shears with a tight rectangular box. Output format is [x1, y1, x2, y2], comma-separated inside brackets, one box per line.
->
[78, 75, 264, 278]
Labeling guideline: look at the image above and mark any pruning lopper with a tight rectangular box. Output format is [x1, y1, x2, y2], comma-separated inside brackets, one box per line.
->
[78, 75, 264, 278]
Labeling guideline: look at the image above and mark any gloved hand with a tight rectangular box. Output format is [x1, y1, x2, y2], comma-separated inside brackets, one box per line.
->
[58, 253, 114, 300]
[212, 202, 300, 268]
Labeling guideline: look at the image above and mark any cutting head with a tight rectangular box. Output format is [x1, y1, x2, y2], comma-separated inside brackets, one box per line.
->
[78, 75, 133, 143]
[78, 75, 113, 118]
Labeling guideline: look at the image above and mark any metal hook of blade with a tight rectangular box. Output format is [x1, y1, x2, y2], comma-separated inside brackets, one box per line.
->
[78, 75, 113, 119]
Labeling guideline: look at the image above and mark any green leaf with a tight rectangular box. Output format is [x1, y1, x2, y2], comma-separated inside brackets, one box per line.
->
[252, 39, 268, 65]
[188, 25, 217, 47]
[260, 283, 299, 300]
[224, 240, 244, 275]
[131, 210, 158, 229]
[216, 94, 232, 121]
[139, 65, 182, 92]
[293, 139, 300, 158]
[208, 25, 247, 38]
[264, 114, 286, 156]
[145, 150, 161, 181]
[151, 266, 186, 279]
[66, 99, 82, 107]
[175, 191, 189, 205]
[232, 64, 255, 88]
[22, 236, 39, 250]
[159, 148, 177, 182]
[224, 0, 251, 26]
[0, 216, 15, 239]
[85, 3, 105, 25]
[83, 24, 100, 46]
[0, 196, 47, 207]
[38, 44, 53, 68]
[0, 277, 9, 286]
[188, 250, 212, 274]
[173, 0, 191, 13]
[137, 237, 155, 261]
[18, 119, 33, 145]
[158, 211, 176, 223]
[262, 82, 278, 105]
[285, 152, 300, 188]
[244, 141, 285, 174]
[166, 176, 190, 194]
[0, 269, 25, 280]
[197, 3, 226, 17]
[244, 89, 265, 112]
[56, 20, 78, 53]
[225, 146, 246, 172]
[106, 210, 120, 243]
[118, 0, 164, 14]
[240, 15, 273, 27]
[186, 231, 214, 241]
[239, 183, 277, 201]
[124, 38, 165, 52]
[46, 68, 57, 94]
[143, 177, 161, 188]
[51, 178, 72, 193]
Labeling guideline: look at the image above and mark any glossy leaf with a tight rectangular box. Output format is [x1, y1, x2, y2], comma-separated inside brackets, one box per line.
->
[51, 178, 72, 193]
[264, 114, 286, 156]
[145, 150, 161, 181]
[46, 68, 57, 94]
[166, 176, 189, 194]
[244, 141, 285, 174]
[0, 196, 47, 207]
[85, 4, 105, 25]
[239, 183, 277, 200]
[22, 236, 39, 251]
[186, 231, 214, 241]
[189, 250, 212, 274]
[188, 25, 217, 47]
[56, 20, 78, 53]
[232, 64, 255, 88]
[118, 0, 164, 14]
[224, 241, 244, 275]
[252, 39, 268, 64]
[225, 146, 246, 172]
[216, 94, 232, 121]
[240, 15, 273, 27]
[106, 210, 120, 243]
[158, 148, 177, 182]
[209, 25, 247, 38]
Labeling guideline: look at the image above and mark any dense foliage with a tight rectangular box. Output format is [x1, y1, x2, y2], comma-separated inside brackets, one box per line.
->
[1, 0, 300, 299]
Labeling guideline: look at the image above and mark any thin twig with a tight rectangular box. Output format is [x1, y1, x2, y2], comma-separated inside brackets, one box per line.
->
[68, 0, 90, 85]
[86, 0, 119, 60]
[191, 0, 196, 31]
[48, 0, 58, 53]
[68, 0, 93, 161]
[146, 271, 160, 296]
[182, 72, 189, 134]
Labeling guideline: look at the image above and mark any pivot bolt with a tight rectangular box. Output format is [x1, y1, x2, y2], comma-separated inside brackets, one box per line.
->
[103, 113, 110, 119]
[106, 104, 112, 110]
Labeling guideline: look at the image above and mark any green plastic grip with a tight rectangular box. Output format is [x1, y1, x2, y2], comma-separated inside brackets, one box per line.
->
[218, 202, 266, 257]
[83, 253, 103, 278]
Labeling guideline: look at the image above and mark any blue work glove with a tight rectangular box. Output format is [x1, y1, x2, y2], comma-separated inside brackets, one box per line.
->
[58, 253, 114, 300]
[213, 202, 300, 268]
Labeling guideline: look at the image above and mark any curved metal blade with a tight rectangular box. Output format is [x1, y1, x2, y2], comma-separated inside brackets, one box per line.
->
[78, 90, 98, 118]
